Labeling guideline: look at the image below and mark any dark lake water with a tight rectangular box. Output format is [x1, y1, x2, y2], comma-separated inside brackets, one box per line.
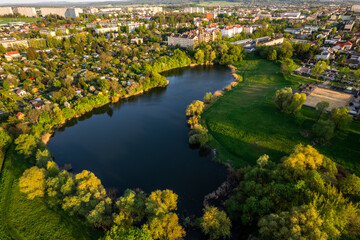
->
[48, 65, 233, 217]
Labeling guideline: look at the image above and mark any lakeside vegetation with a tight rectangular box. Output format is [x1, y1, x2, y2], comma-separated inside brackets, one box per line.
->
[0, 145, 101, 240]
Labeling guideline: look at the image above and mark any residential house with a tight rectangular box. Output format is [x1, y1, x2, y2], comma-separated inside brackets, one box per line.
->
[4, 51, 21, 61]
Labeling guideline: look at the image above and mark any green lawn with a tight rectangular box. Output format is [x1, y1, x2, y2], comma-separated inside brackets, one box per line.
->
[202, 58, 360, 174]
[0, 18, 41, 24]
[0, 145, 102, 240]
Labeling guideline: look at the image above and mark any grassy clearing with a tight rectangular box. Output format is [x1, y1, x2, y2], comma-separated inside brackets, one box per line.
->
[0, 18, 41, 24]
[202, 57, 360, 174]
[0, 145, 102, 240]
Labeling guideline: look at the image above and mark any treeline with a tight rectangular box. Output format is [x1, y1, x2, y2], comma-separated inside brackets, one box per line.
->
[192, 41, 245, 65]
[257, 41, 321, 62]
[225, 144, 360, 239]
[151, 49, 192, 72]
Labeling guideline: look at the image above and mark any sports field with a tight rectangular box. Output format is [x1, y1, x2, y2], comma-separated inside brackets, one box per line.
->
[304, 87, 353, 109]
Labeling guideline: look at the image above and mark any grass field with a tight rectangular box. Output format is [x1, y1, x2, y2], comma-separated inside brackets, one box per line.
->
[0, 18, 41, 24]
[202, 57, 360, 174]
[0, 145, 102, 240]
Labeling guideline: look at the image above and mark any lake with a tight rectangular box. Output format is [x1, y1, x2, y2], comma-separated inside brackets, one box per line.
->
[48, 65, 234, 217]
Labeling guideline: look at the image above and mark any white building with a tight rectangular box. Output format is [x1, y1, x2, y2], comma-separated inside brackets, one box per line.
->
[0, 7, 13, 16]
[184, 7, 204, 14]
[280, 12, 301, 19]
[222, 25, 243, 38]
[14, 7, 37, 17]
[95, 27, 119, 34]
[243, 26, 254, 34]
[352, 5, 360, 13]
[40, 8, 79, 19]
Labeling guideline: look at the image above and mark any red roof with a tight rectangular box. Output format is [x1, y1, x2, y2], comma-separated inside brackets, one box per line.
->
[5, 51, 20, 56]
[334, 41, 352, 48]
[16, 112, 24, 117]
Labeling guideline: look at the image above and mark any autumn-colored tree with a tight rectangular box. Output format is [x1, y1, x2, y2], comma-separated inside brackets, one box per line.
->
[146, 189, 178, 217]
[19, 166, 46, 200]
[200, 206, 231, 240]
[283, 144, 324, 173]
[257, 154, 269, 168]
[147, 212, 185, 240]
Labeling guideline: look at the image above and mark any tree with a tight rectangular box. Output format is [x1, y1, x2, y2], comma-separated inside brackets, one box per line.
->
[62, 170, 109, 218]
[0, 128, 12, 150]
[279, 42, 293, 60]
[281, 58, 294, 75]
[113, 189, 146, 228]
[312, 119, 335, 141]
[0, 44, 6, 54]
[194, 49, 205, 64]
[146, 190, 178, 217]
[339, 174, 360, 197]
[15, 134, 37, 157]
[287, 92, 306, 114]
[273, 87, 293, 112]
[311, 60, 328, 80]
[104, 226, 153, 240]
[330, 106, 352, 131]
[19, 166, 46, 200]
[268, 49, 277, 61]
[258, 205, 327, 240]
[35, 148, 52, 168]
[257, 154, 269, 168]
[203, 92, 215, 104]
[283, 144, 324, 173]
[87, 198, 113, 229]
[147, 213, 185, 240]
[46, 169, 75, 205]
[353, 69, 360, 84]
[315, 101, 330, 121]
[200, 206, 231, 240]
[27, 47, 38, 60]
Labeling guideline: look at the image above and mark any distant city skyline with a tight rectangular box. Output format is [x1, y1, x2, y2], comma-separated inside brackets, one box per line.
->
[0, 0, 123, 4]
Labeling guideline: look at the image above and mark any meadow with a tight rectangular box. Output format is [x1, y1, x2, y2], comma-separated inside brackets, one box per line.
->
[202, 57, 360, 174]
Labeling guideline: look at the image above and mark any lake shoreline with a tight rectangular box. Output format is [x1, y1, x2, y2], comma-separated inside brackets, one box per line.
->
[41, 62, 220, 145]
